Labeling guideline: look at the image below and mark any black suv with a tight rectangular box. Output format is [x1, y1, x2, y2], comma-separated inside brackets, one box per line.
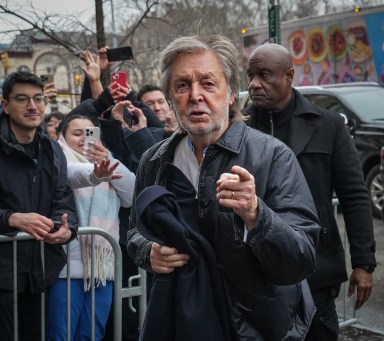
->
[296, 83, 384, 218]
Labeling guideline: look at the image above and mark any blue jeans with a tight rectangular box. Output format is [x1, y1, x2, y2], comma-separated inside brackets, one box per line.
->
[46, 279, 113, 341]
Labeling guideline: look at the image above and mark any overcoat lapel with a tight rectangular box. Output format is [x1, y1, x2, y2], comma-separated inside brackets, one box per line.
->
[288, 116, 318, 156]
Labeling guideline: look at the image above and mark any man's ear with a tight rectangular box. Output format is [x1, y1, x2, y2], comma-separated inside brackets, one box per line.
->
[1, 99, 9, 114]
[229, 93, 235, 105]
[287, 67, 295, 86]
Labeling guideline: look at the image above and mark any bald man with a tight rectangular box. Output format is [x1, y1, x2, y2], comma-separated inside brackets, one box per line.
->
[244, 43, 376, 341]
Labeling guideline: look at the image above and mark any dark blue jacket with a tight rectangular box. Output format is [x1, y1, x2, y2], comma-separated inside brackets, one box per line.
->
[128, 120, 320, 340]
[135, 185, 232, 341]
[0, 113, 78, 293]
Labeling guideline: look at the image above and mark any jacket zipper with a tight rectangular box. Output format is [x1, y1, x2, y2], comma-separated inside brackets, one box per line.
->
[269, 111, 274, 136]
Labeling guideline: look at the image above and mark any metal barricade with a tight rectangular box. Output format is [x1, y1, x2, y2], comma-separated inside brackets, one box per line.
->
[332, 198, 358, 328]
[0, 226, 147, 341]
[2, 203, 358, 337]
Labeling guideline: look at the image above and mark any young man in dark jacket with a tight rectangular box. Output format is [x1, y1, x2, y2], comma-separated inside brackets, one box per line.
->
[0, 71, 78, 340]
[244, 43, 376, 341]
[127, 35, 321, 340]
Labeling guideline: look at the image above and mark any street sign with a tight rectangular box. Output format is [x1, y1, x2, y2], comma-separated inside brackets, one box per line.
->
[268, 4, 281, 44]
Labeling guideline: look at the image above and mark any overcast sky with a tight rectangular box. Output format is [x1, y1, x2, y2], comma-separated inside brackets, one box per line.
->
[0, 0, 96, 43]
[9, 0, 95, 17]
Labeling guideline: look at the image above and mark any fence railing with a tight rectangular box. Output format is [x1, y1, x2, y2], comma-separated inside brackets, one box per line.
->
[0, 202, 358, 339]
[332, 198, 358, 328]
[0, 227, 147, 341]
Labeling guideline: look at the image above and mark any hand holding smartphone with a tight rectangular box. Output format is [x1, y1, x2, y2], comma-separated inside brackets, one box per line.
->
[123, 106, 139, 127]
[50, 220, 62, 233]
[111, 71, 127, 90]
[106, 46, 133, 62]
[83, 127, 101, 150]
[40, 74, 54, 84]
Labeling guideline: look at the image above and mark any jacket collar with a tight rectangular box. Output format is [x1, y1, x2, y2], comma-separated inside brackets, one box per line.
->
[152, 120, 246, 162]
[243, 89, 323, 156]
[292, 88, 322, 118]
[214, 120, 245, 155]
[288, 89, 322, 156]
[0, 111, 46, 154]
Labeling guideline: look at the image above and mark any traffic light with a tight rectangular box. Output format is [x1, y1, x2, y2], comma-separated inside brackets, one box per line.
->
[74, 73, 82, 85]
[353, 7, 362, 13]
[1, 52, 9, 69]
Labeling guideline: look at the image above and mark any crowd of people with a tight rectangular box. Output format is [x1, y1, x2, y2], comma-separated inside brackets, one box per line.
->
[0, 34, 376, 341]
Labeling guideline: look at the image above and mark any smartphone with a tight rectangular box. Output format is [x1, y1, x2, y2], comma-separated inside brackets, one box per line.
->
[40, 74, 54, 84]
[50, 220, 62, 233]
[111, 71, 127, 90]
[123, 107, 139, 127]
[106, 46, 133, 62]
[83, 126, 101, 149]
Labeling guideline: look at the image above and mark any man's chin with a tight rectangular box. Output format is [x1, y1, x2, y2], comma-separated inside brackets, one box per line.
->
[252, 99, 271, 109]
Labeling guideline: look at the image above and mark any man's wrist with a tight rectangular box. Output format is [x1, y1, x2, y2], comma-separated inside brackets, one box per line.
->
[4, 211, 14, 228]
[89, 77, 101, 84]
[62, 227, 77, 244]
[355, 264, 376, 273]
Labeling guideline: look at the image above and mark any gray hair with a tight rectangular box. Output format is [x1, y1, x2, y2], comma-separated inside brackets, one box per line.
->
[160, 35, 243, 121]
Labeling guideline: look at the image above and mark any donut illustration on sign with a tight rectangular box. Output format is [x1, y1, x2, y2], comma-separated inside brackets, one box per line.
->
[307, 27, 327, 63]
[326, 24, 347, 61]
[288, 30, 308, 65]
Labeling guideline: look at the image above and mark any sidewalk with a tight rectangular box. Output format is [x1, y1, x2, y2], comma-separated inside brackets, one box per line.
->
[339, 326, 384, 340]
[336, 213, 384, 340]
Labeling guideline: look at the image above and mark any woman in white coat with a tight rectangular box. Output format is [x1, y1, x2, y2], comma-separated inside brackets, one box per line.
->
[46, 114, 135, 341]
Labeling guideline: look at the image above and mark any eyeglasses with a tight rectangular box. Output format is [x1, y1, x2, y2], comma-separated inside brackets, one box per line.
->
[8, 94, 47, 106]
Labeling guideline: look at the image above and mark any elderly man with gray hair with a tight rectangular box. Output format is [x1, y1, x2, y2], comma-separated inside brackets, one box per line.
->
[127, 35, 321, 340]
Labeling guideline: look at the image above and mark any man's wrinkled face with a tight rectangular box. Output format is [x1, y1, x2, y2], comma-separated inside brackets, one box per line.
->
[247, 52, 293, 111]
[169, 50, 234, 140]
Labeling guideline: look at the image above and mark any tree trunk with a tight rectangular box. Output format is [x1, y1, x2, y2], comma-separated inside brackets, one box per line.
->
[95, 0, 106, 49]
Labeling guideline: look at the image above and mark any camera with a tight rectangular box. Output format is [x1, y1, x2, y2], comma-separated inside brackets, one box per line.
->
[106, 46, 133, 62]
[111, 71, 127, 89]
[84, 127, 101, 149]
[40, 74, 54, 84]
[123, 107, 138, 127]
[50, 220, 62, 233]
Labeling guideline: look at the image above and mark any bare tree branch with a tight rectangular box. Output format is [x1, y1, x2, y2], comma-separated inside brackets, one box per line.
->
[0, 5, 93, 55]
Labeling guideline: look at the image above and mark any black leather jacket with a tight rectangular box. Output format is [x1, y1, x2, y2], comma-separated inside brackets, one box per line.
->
[127, 120, 321, 340]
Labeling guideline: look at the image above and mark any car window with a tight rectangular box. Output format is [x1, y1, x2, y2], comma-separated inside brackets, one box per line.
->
[337, 88, 384, 120]
[303, 94, 346, 114]
[239, 91, 251, 109]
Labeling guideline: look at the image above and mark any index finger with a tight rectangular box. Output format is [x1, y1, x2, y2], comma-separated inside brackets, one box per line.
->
[91, 142, 104, 150]
[152, 242, 179, 256]
[44, 82, 55, 90]
[231, 165, 254, 182]
[129, 106, 144, 117]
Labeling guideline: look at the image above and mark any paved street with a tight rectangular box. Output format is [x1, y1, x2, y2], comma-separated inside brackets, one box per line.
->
[336, 213, 384, 340]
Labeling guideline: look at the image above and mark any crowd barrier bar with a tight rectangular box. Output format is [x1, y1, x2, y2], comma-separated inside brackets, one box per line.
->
[332, 198, 358, 328]
[0, 201, 358, 338]
[0, 227, 128, 341]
